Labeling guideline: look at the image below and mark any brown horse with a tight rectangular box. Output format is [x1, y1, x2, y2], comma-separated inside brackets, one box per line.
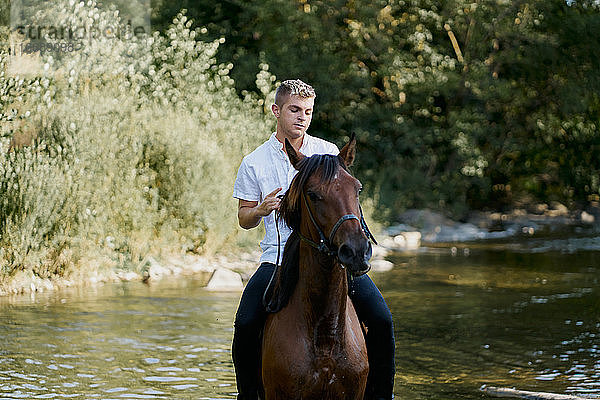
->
[260, 136, 375, 400]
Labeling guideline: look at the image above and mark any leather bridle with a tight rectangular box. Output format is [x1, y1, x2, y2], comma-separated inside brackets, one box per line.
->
[297, 190, 377, 263]
[266, 188, 378, 311]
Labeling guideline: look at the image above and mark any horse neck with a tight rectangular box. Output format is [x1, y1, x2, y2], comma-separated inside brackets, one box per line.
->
[296, 240, 349, 348]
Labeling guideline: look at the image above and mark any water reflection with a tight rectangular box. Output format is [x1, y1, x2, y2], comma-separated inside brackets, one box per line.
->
[0, 279, 239, 399]
[383, 247, 600, 399]
[0, 244, 599, 399]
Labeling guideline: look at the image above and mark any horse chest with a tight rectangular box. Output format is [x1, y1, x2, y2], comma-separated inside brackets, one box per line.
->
[262, 283, 368, 399]
[306, 324, 368, 393]
[302, 353, 367, 400]
[263, 314, 368, 397]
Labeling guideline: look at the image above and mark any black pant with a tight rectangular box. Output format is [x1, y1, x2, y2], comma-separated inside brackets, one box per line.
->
[232, 262, 395, 400]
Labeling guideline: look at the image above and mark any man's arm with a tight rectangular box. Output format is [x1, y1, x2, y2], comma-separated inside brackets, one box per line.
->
[237, 187, 282, 229]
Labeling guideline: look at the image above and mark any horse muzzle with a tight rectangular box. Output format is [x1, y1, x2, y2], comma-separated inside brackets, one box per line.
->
[338, 240, 372, 277]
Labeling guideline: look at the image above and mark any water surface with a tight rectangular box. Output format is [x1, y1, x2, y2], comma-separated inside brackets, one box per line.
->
[1, 239, 599, 399]
[0, 279, 238, 399]
[386, 244, 600, 399]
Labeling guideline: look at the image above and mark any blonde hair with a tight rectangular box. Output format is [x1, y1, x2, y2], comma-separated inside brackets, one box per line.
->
[274, 79, 316, 107]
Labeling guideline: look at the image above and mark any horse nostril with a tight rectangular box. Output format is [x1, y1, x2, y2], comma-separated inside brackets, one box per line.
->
[338, 243, 355, 265]
[364, 241, 373, 262]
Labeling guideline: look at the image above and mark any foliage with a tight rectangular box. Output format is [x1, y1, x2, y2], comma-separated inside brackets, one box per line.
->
[153, 0, 600, 219]
[0, 1, 273, 278]
[1, 0, 599, 281]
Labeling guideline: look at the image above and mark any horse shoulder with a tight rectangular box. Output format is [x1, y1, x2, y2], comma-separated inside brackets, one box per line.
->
[262, 308, 313, 398]
[263, 306, 312, 367]
[345, 297, 367, 351]
[342, 297, 369, 375]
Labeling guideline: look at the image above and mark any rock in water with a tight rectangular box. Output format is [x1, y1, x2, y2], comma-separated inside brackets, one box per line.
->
[206, 268, 243, 291]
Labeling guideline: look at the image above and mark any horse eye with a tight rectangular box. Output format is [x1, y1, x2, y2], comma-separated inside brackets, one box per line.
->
[307, 192, 320, 202]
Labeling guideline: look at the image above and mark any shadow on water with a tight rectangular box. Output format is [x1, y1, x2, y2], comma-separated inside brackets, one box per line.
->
[1, 238, 599, 399]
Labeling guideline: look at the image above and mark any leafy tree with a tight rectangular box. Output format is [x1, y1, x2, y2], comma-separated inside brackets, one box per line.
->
[132, 1, 600, 217]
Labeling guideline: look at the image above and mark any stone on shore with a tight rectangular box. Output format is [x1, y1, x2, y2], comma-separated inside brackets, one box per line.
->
[144, 256, 170, 281]
[117, 271, 139, 281]
[581, 211, 595, 224]
[397, 231, 422, 249]
[370, 259, 394, 272]
[165, 256, 215, 275]
[206, 268, 243, 291]
[379, 231, 422, 250]
[371, 244, 390, 260]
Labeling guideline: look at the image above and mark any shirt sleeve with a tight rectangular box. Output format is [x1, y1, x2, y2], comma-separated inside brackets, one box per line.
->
[329, 142, 340, 156]
[233, 157, 261, 202]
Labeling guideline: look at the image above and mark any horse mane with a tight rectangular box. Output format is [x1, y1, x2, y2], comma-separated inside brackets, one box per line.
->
[265, 153, 348, 313]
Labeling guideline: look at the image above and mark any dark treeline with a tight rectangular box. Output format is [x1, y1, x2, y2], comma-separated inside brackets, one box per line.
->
[153, 0, 600, 220]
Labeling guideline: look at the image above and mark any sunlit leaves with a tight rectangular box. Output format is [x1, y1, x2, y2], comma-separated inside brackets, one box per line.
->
[0, 1, 275, 277]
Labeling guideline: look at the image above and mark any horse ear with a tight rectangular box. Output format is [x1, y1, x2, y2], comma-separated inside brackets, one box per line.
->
[285, 138, 305, 169]
[339, 134, 357, 168]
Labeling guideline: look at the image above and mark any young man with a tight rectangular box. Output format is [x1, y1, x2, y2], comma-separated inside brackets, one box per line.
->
[232, 79, 395, 400]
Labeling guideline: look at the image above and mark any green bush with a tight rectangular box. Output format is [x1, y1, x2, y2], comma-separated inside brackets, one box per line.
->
[0, 3, 275, 280]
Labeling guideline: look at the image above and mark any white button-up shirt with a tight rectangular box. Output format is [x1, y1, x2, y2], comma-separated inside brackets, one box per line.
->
[233, 132, 339, 265]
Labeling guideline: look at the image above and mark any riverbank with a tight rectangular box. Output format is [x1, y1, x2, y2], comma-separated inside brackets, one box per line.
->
[0, 250, 260, 298]
[381, 204, 600, 250]
[0, 244, 394, 298]
[2, 204, 599, 299]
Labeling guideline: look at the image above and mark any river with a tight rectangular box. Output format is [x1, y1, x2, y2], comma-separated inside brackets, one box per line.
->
[1, 238, 599, 399]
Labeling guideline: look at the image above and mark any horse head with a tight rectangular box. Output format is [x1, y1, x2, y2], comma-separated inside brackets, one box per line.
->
[280, 135, 374, 277]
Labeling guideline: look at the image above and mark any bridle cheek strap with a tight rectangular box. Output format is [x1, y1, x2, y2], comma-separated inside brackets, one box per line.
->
[298, 192, 337, 257]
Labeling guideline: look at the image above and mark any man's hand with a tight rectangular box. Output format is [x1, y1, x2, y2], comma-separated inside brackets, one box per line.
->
[256, 187, 282, 217]
[238, 188, 282, 229]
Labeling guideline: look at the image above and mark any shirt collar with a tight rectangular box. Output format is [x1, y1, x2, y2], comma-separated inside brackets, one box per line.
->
[269, 132, 311, 154]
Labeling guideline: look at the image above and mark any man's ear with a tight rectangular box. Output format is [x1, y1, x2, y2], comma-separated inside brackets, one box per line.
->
[285, 138, 305, 169]
[271, 103, 280, 118]
[339, 133, 356, 168]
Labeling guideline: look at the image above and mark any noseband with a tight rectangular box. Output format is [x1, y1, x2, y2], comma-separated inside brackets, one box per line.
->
[297, 191, 377, 260]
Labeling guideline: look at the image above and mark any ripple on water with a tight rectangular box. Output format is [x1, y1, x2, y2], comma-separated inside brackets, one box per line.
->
[155, 367, 182, 372]
[172, 384, 198, 390]
[103, 387, 128, 392]
[8, 373, 35, 381]
[143, 388, 165, 394]
[143, 376, 198, 382]
[536, 372, 561, 380]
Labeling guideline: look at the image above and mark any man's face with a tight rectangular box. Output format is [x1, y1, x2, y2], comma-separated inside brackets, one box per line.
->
[274, 95, 315, 140]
